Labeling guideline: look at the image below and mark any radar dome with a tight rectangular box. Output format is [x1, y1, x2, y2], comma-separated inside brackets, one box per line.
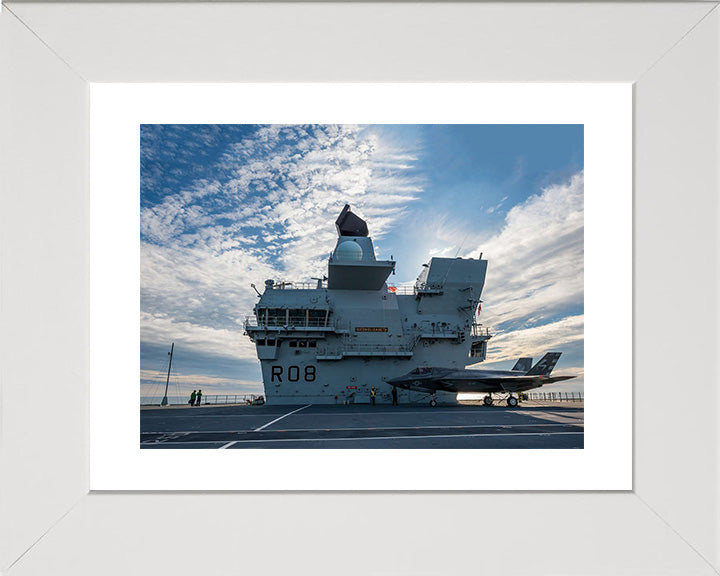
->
[335, 240, 363, 261]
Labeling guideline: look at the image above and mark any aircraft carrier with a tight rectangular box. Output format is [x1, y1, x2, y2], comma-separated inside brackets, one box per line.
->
[243, 204, 492, 406]
[140, 204, 583, 449]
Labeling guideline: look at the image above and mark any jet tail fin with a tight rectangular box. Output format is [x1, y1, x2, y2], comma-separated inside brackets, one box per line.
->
[511, 357, 533, 372]
[525, 352, 562, 376]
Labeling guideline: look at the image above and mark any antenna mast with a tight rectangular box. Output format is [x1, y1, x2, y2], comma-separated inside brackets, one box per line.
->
[161, 342, 174, 407]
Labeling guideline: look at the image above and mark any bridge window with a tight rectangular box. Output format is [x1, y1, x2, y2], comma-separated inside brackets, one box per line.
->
[265, 309, 286, 326]
[257, 308, 329, 328]
[288, 309, 306, 326]
[288, 340, 297, 347]
[308, 340, 317, 348]
[309, 309, 327, 327]
[256, 339, 266, 346]
[299, 340, 307, 348]
[266, 339, 276, 346]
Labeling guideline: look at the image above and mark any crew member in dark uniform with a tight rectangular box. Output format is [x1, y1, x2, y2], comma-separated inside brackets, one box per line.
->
[370, 386, 376, 406]
[391, 386, 398, 406]
[189, 390, 197, 406]
[196, 389, 202, 406]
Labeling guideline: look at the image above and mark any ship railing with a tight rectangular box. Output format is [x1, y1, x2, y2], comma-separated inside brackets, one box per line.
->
[269, 280, 327, 290]
[266, 281, 441, 294]
[202, 394, 262, 405]
[526, 391, 584, 403]
[415, 326, 462, 336]
[142, 394, 263, 406]
[244, 317, 336, 330]
[341, 343, 412, 354]
[416, 282, 444, 290]
[471, 324, 491, 337]
[387, 283, 446, 295]
[387, 285, 416, 295]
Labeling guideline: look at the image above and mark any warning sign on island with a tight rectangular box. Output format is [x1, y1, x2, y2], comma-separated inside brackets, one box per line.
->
[355, 327, 389, 333]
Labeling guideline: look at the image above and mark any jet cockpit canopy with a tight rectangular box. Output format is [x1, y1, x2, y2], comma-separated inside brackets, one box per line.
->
[410, 367, 437, 375]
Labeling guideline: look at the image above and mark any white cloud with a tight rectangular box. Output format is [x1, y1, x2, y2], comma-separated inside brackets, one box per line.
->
[449, 171, 585, 374]
[141, 125, 422, 369]
[141, 311, 258, 360]
[479, 314, 584, 364]
[470, 171, 584, 332]
[486, 195, 509, 214]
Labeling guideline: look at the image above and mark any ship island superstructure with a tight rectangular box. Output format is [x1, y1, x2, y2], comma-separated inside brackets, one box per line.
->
[244, 205, 491, 405]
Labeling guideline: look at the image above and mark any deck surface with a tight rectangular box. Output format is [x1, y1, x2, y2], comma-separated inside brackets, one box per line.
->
[141, 400, 584, 449]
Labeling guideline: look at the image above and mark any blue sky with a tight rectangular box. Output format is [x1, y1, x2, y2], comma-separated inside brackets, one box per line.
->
[140, 124, 584, 399]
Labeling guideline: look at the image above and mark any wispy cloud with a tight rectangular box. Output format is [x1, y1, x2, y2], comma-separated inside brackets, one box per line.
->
[486, 195, 508, 214]
[480, 315, 584, 363]
[467, 171, 584, 367]
[474, 171, 583, 329]
[141, 125, 423, 386]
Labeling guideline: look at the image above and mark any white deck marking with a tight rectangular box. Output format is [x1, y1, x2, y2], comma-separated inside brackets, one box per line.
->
[253, 404, 312, 431]
[272, 409, 567, 417]
[142, 414, 292, 419]
[228, 431, 584, 444]
[141, 422, 583, 435]
[219, 440, 238, 449]
[145, 431, 583, 446]
[260, 423, 582, 432]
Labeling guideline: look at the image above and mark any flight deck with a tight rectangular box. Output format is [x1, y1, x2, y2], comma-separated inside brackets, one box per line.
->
[140, 400, 584, 449]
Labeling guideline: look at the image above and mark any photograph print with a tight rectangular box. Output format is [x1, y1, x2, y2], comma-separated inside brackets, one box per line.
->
[140, 124, 584, 449]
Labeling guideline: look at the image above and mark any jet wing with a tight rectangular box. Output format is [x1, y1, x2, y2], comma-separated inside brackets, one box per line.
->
[498, 379, 539, 393]
[436, 375, 540, 393]
[438, 375, 574, 393]
[499, 375, 576, 392]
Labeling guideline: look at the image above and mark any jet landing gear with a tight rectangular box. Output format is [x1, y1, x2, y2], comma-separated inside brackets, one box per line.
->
[483, 395, 494, 407]
[506, 395, 519, 408]
[430, 394, 438, 407]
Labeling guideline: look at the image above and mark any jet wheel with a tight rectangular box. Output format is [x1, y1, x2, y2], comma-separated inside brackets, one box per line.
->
[507, 396, 519, 408]
[483, 395, 493, 407]
[430, 398, 438, 407]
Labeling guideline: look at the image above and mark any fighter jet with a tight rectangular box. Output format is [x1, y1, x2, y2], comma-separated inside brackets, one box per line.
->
[386, 352, 576, 407]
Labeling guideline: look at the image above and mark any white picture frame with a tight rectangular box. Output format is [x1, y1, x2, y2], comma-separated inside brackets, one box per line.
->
[1, 2, 718, 575]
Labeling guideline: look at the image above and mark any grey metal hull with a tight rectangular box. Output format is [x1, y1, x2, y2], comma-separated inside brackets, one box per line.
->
[244, 206, 491, 405]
